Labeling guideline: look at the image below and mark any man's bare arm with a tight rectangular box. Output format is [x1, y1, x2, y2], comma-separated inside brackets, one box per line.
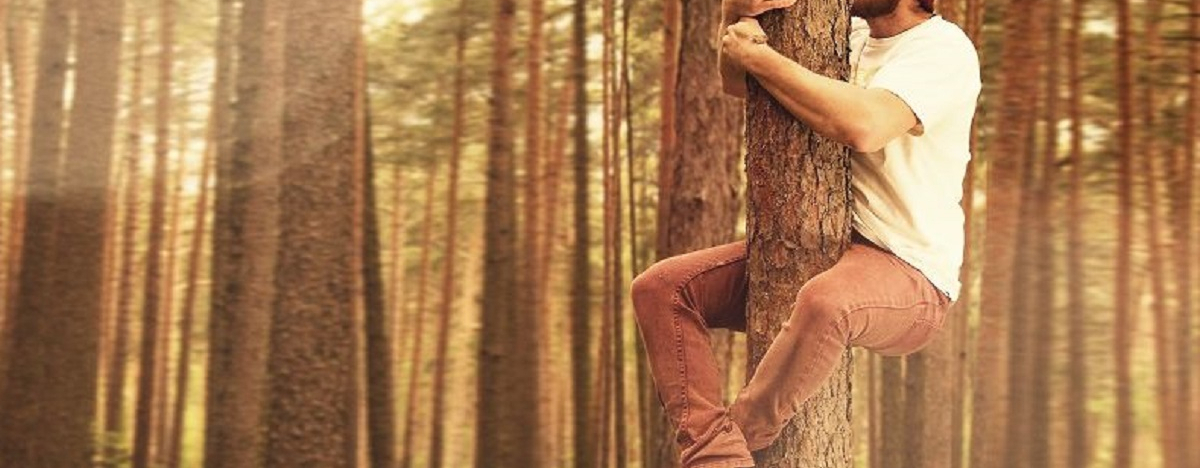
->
[739, 39, 919, 152]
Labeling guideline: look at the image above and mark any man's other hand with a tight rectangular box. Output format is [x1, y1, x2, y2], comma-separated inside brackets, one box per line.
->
[721, 17, 771, 72]
[722, 0, 796, 19]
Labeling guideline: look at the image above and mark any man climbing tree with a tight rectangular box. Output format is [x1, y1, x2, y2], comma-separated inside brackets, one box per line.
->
[630, 0, 980, 466]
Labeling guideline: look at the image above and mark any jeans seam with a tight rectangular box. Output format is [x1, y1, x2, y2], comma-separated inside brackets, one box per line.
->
[655, 245, 748, 446]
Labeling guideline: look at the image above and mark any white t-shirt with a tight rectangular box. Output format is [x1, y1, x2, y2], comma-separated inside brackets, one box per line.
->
[847, 15, 981, 302]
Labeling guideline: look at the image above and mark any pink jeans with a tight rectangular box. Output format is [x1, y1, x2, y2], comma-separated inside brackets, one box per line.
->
[630, 231, 952, 467]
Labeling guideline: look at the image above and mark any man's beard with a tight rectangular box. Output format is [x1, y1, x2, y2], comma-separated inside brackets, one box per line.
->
[851, 0, 901, 18]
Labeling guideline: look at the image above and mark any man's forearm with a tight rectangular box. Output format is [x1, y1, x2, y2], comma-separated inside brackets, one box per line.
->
[743, 45, 914, 152]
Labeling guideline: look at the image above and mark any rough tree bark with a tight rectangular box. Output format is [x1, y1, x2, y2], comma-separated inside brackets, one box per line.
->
[743, 1, 854, 466]
[262, 0, 363, 465]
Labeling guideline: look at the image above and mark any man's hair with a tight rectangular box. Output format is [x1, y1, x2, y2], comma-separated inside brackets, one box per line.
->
[917, 0, 935, 12]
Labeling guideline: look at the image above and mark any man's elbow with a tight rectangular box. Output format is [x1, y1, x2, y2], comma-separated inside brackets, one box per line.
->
[843, 122, 887, 153]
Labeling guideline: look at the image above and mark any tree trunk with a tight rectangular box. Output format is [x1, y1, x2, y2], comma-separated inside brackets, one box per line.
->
[0, 0, 35, 330]
[1113, 0, 1134, 464]
[970, 2, 1040, 466]
[881, 358, 904, 466]
[131, 0, 174, 464]
[1065, 0, 1089, 462]
[570, 0, 594, 460]
[400, 156, 438, 468]
[204, 0, 280, 465]
[104, 10, 147, 458]
[1176, 0, 1198, 465]
[1139, 1, 1176, 464]
[166, 116, 216, 468]
[477, 0, 539, 458]
[1028, 2, 1059, 465]
[952, 1, 984, 467]
[743, 1, 853, 466]
[263, 0, 363, 465]
[430, 2, 468, 465]
[0, 0, 116, 465]
[153, 114, 187, 466]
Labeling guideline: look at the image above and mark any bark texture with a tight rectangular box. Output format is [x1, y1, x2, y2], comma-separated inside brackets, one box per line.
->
[744, 1, 854, 466]
[204, 0, 280, 465]
[263, 0, 363, 465]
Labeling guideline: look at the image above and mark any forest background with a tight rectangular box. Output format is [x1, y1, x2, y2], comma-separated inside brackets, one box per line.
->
[0, 0, 1195, 467]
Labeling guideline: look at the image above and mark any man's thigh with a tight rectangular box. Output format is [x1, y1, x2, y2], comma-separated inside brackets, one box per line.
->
[796, 241, 948, 356]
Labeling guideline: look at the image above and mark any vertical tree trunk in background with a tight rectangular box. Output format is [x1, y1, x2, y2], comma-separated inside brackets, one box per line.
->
[610, 4, 628, 464]
[0, 0, 118, 465]
[600, 0, 616, 460]
[153, 121, 186, 465]
[401, 157, 437, 468]
[132, 0, 174, 464]
[105, 11, 147, 457]
[0, 0, 10, 340]
[1177, 0, 1198, 464]
[1006, 37, 1042, 468]
[205, 0, 279, 465]
[647, 3, 680, 457]
[1140, 0, 1177, 463]
[645, 0, 746, 463]
[429, 3, 467, 465]
[881, 358, 903, 465]
[520, 0, 550, 456]
[358, 37, 396, 468]
[0, 0, 34, 327]
[971, 1, 1039, 466]
[952, 2, 983, 466]
[571, 0, 594, 459]
[264, 0, 363, 465]
[59, 0, 125, 455]
[744, 1, 853, 466]
[387, 164, 407, 372]
[1029, 2, 1058, 466]
[1065, 0, 1089, 463]
[0, 0, 78, 465]
[1113, 0, 1134, 464]
[539, 75, 573, 468]
[477, 0, 539, 456]
[167, 123, 216, 468]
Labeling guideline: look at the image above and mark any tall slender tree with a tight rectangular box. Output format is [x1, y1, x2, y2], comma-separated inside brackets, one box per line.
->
[132, 0, 175, 464]
[1113, 0, 1134, 464]
[743, 1, 854, 466]
[204, 0, 280, 465]
[104, 10, 147, 458]
[1065, 0, 1090, 463]
[430, 1, 469, 465]
[570, 0, 595, 460]
[476, 0, 540, 457]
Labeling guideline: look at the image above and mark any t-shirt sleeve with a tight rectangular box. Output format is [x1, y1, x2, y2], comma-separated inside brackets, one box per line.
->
[867, 35, 981, 136]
